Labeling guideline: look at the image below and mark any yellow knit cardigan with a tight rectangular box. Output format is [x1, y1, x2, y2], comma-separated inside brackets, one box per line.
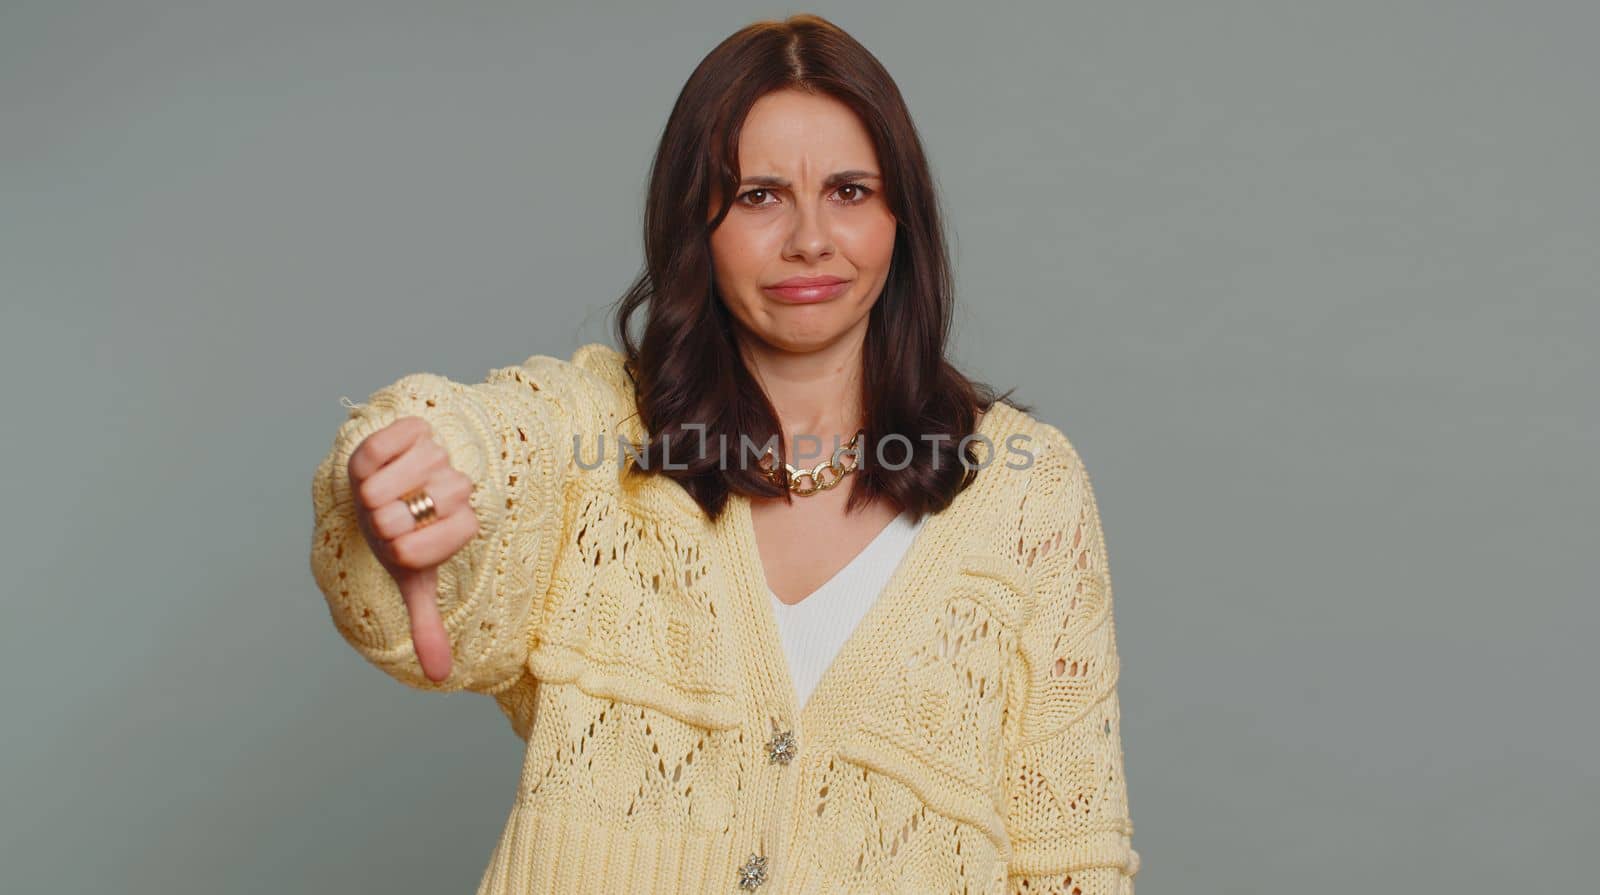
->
[309, 343, 1139, 895]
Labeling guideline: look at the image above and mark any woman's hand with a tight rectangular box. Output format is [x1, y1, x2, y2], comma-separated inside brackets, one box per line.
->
[346, 416, 480, 682]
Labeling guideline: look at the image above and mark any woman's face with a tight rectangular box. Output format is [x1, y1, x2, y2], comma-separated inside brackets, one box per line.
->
[709, 88, 897, 354]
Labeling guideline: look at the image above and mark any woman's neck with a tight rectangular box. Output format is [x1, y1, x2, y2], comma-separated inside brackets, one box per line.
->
[738, 331, 866, 444]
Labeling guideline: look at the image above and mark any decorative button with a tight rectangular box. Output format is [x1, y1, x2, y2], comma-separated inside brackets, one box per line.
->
[737, 852, 768, 889]
[765, 729, 797, 765]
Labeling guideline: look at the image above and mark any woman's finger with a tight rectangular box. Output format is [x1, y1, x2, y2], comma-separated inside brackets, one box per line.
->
[387, 504, 480, 572]
[357, 430, 451, 513]
[395, 566, 451, 682]
[368, 468, 474, 542]
[347, 416, 431, 485]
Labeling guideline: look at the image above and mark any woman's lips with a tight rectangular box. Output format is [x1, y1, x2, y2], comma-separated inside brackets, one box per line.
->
[763, 280, 851, 303]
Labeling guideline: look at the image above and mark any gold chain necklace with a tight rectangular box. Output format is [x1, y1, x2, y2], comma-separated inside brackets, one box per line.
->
[758, 428, 865, 496]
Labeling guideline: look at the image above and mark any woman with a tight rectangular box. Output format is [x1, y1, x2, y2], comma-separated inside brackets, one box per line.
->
[310, 13, 1138, 895]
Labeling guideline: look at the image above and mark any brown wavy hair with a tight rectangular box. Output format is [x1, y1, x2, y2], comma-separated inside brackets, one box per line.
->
[610, 13, 1029, 522]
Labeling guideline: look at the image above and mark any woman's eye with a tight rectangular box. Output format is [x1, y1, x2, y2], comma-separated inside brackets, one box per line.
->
[735, 184, 874, 207]
[837, 183, 874, 202]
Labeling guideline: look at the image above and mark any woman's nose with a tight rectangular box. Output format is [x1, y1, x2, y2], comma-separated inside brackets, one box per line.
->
[785, 204, 835, 259]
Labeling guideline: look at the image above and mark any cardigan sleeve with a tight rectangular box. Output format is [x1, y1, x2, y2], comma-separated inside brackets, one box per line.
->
[308, 352, 604, 695]
[1002, 428, 1140, 894]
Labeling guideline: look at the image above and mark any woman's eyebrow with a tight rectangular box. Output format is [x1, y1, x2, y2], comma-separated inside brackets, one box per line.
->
[740, 170, 882, 189]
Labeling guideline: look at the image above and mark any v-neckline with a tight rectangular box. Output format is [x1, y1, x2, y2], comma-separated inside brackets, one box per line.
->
[730, 405, 1006, 734]
[733, 491, 941, 731]
[764, 509, 914, 607]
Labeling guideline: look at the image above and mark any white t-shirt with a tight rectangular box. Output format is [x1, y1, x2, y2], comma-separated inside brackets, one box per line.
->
[767, 510, 928, 709]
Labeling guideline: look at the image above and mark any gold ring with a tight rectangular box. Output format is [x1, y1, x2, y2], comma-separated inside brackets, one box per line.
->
[401, 488, 438, 529]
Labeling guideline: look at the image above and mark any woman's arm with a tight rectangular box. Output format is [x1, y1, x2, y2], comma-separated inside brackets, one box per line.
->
[308, 353, 602, 695]
[1003, 428, 1140, 894]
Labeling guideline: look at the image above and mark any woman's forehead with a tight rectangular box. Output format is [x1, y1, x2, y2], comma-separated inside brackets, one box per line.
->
[737, 91, 876, 165]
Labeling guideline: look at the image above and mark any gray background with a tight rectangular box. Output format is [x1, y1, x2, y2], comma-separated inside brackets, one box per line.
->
[2, 1, 1594, 892]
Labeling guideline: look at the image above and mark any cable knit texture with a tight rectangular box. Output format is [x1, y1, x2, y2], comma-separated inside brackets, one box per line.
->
[309, 343, 1139, 895]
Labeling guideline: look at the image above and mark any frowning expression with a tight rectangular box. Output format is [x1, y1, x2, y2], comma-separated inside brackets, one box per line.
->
[709, 88, 898, 352]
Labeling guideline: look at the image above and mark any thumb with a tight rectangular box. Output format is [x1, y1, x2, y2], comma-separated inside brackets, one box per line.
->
[396, 566, 452, 682]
